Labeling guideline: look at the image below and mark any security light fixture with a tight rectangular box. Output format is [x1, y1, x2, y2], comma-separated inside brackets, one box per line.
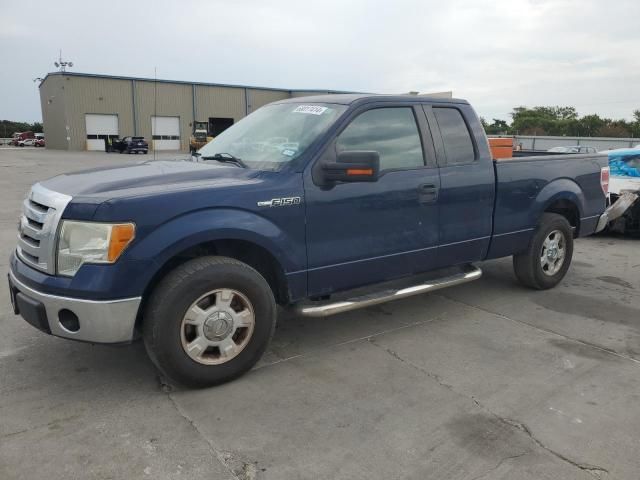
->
[54, 51, 74, 72]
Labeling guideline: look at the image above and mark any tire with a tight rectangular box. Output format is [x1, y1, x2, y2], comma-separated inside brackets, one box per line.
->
[143, 256, 277, 388]
[513, 213, 573, 290]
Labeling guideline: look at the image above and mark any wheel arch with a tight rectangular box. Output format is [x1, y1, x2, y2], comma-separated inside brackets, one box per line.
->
[136, 238, 292, 330]
[535, 178, 586, 236]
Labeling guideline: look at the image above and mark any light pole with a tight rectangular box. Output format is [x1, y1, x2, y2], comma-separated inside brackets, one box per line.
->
[54, 50, 74, 72]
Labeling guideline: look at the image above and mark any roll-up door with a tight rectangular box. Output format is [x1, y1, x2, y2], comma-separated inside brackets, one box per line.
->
[85, 114, 118, 151]
[152, 116, 181, 150]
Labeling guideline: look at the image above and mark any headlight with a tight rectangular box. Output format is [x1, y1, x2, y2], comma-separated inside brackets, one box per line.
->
[57, 221, 135, 276]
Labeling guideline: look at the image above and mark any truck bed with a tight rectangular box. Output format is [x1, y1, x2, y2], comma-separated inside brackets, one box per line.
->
[487, 153, 608, 259]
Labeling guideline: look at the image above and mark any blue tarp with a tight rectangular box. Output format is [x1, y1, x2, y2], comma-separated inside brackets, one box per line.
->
[608, 149, 640, 177]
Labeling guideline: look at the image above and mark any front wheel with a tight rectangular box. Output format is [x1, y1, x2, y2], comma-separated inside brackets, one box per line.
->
[513, 213, 574, 290]
[143, 256, 277, 388]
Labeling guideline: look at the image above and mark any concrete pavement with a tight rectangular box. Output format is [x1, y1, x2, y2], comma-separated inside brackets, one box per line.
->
[1, 149, 638, 479]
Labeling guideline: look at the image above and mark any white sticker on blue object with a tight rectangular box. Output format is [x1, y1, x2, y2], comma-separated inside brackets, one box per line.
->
[282, 149, 296, 157]
[292, 105, 328, 115]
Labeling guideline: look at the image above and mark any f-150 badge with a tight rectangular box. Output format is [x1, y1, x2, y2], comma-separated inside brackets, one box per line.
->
[257, 197, 302, 207]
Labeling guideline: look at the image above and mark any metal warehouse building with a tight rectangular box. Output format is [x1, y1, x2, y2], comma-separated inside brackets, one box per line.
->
[38, 72, 348, 151]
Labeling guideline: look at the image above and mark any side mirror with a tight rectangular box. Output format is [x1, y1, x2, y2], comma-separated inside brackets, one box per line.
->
[323, 150, 380, 183]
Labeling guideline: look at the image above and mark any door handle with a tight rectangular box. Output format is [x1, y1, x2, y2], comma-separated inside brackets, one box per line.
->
[418, 184, 438, 203]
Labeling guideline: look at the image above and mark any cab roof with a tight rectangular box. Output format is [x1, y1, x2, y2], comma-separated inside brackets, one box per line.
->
[276, 93, 469, 106]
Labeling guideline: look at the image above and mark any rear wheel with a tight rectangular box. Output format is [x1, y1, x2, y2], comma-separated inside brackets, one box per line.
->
[513, 213, 573, 289]
[143, 256, 277, 388]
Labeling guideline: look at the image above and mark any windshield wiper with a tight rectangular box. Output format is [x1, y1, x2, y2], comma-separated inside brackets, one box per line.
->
[200, 152, 248, 169]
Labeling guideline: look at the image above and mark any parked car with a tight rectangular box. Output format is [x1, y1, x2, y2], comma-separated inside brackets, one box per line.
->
[18, 138, 37, 147]
[9, 94, 632, 388]
[112, 136, 148, 154]
[11, 131, 35, 146]
[547, 146, 597, 154]
[34, 138, 45, 147]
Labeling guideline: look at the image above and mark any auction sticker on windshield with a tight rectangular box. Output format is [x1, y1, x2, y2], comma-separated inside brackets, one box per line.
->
[292, 105, 328, 115]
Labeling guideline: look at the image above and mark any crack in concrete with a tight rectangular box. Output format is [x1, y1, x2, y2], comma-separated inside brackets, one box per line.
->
[164, 391, 258, 480]
[1, 427, 30, 439]
[0, 413, 81, 439]
[500, 417, 608, 478]
[469, 452, 529, 480]
[436, 293, 640, 367]
[255, 318, 437, 371]
[368, 338, 454, 391]
[369, 338, 609, 479]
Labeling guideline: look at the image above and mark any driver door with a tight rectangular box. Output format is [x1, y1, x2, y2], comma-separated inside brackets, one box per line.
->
[303, 104, 441, 296]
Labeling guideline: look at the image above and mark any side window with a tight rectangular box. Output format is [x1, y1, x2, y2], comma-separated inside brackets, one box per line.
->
[433, 108, 475, 165]
[336, 107, 424, 170]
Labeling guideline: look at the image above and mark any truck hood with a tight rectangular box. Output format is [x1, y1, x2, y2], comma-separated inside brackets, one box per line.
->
[40, 159, 264, 200]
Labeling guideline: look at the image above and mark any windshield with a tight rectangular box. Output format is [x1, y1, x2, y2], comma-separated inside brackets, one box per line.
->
[198, 103, 346, 170]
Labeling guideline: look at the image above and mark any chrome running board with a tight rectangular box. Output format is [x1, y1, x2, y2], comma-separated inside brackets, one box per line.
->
[295, 264, 482, 317]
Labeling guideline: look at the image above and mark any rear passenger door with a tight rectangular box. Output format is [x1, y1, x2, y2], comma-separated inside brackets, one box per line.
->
[424, 105, 495, 265]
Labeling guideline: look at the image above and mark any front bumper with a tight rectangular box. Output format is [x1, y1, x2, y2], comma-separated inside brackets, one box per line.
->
[8, 268, 141, 344]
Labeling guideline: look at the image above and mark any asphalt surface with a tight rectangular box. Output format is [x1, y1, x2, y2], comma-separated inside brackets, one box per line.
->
[1, 148, 639, 480]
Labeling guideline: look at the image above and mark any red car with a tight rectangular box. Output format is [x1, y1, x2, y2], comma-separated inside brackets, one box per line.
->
[11, 131, 35, 146]
[34, 138, 45, 147]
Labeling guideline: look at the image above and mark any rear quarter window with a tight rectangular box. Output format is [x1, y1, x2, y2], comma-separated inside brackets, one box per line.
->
[433, 107, 476, 165]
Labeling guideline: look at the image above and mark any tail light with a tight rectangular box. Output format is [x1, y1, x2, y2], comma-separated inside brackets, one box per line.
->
[600, 166, 610, 196]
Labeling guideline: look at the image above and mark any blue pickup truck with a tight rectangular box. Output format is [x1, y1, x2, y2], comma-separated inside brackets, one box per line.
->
[9, 95, 614, 387]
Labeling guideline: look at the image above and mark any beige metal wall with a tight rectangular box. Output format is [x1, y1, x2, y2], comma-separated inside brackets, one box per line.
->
[194, 85, 247, 126]
[134, 81, 193, 150]
[289, 90, 333, 98]
[39, 76, 68, 150]
[63, 75, 134, 151]
[246, 88, 290, 113]
[39, 73, 354, 151]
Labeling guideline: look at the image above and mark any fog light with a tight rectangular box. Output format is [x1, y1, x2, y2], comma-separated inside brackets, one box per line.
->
[58, 309, 80, 332]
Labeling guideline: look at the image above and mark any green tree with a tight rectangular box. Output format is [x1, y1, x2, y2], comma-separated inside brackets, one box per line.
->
[631, 110, 640, 138]
[1, 120, 43, 137]
[596, 121, 631, 138]
[576, 114, 606, 137]
[480, 107, 639, 139]
[481, 118, 511, 135]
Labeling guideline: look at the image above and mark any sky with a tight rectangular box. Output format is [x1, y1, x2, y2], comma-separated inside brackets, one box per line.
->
[1, 0, 639, 124]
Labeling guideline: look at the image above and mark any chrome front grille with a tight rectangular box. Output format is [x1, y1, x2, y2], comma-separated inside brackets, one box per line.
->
[16, 183, 72, 274]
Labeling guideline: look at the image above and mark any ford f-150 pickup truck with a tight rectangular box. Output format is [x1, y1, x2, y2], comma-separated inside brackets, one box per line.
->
[8, 94, 617, 387]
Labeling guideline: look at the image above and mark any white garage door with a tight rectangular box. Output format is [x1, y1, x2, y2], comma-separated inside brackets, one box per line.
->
[85, 114, 119, 151]
[152, 116, 181, 150]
